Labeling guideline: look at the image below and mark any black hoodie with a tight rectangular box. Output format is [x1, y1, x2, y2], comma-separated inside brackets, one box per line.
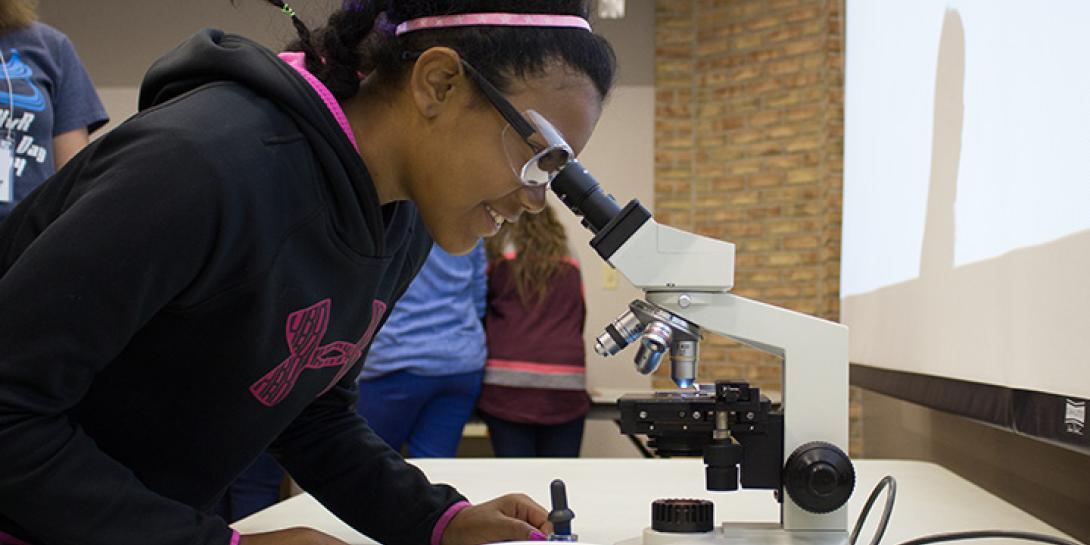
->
[0, 30, 463, 545]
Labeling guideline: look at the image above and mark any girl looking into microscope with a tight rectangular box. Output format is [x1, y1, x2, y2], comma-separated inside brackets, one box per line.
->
[0, 1, 615, 545]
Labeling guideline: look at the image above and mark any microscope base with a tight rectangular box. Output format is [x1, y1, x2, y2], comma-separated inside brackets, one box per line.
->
[641, 524, 848, 545]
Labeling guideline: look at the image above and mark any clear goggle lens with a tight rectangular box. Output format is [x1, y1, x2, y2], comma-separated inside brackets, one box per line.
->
[502, 109, 573, 187]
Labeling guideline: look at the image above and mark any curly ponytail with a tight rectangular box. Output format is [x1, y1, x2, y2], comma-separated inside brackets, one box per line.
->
[311, 2, 386, 99]
[260, 2, 320, 70]
[257, 0, 385, 100]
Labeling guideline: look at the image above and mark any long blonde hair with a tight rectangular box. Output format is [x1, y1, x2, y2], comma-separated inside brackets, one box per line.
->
[0, 0, 35, 34]
[485, 204, 570, 307]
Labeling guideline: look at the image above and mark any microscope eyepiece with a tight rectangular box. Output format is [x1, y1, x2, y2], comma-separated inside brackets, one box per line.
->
[550, 160, 622, 234]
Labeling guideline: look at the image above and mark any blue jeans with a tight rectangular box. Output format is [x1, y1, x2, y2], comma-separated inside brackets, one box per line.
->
[357, 369, 484, 457]
[216, 451, 284, 522]
[479, 412, 585, 457]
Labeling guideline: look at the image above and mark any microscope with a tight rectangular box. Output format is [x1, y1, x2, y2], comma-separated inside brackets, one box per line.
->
[548, 161, 856, 545]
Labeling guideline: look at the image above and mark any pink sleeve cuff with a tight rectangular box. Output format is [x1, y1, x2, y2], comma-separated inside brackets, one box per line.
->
[431, 500, 472, 545]
[230, 530, 241, 545]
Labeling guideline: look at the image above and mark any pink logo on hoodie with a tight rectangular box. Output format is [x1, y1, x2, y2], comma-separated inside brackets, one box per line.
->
[250, 298, 386, 407]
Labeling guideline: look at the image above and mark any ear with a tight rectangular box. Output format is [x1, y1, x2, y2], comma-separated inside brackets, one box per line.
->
[408, 47, 466, 119]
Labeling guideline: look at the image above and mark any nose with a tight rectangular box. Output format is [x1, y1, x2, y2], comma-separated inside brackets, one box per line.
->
[517, 184, 548, 214]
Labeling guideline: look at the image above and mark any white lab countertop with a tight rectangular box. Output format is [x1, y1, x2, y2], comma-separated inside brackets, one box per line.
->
[233, 458, 1078, 545]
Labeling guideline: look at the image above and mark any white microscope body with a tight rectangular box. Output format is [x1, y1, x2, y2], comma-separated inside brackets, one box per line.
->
[548, 160, 851, 545]
[612, 217, 850, 544]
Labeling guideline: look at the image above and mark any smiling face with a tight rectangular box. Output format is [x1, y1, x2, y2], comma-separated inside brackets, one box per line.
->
[403, 50, 603, 255]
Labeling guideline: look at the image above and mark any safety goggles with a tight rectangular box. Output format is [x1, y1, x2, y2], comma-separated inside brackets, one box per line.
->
[460, 60, 574, 187]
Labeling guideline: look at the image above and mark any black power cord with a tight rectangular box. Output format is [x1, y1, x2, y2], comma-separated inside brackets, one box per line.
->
[850, 475, 1084, 545]
[896, 530, 1083, 545]
[850, 475, 897, 545]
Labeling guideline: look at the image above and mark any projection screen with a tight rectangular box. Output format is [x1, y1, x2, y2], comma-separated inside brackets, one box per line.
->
[841, 0, 1090, 442]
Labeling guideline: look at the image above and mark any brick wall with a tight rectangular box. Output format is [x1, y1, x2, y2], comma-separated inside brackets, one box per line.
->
[654, 0, 862, 454]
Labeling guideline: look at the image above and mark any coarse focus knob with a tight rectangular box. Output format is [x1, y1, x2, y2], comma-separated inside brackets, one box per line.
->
[783, 441, 855, 514]
[651, 499, 714, 533]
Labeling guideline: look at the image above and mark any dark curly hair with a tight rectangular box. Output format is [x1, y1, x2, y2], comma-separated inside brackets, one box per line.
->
[258, 0, 616, 104]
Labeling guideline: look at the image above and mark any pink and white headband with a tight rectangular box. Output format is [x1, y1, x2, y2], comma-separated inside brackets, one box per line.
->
[394, 12, 592, 36]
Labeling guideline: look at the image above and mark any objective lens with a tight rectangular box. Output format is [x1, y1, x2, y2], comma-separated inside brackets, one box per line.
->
[633, 321, 672, 375]
[670, 340, 699, 389]
[594, 309, 644, 357]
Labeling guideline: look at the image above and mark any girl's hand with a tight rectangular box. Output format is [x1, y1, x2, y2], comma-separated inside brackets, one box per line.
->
[441, 494, 553, 545]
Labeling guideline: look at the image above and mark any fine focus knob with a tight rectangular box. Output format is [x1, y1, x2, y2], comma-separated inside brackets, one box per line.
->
[651, 499, 714, 533]
[783, 441, 855, 514]
[703, 440, 742, 491]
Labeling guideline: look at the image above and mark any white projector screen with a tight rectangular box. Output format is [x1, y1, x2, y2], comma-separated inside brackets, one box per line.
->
[842, 0, 1090, 399]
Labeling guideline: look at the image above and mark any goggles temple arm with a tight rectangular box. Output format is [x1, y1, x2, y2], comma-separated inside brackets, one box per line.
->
[402, 51, 541, 149]
[459, 60, 541, 147]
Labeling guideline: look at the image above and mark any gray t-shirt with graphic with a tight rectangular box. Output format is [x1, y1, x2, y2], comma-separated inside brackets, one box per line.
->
[0, 22, 108, 223]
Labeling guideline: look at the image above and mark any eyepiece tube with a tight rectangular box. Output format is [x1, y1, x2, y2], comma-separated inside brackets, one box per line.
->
[551, 160, 622, 234]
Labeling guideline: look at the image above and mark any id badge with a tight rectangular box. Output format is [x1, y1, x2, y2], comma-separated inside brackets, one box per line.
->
[0, 138, 14, 203]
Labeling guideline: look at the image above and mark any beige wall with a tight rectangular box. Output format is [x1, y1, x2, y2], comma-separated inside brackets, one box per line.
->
[563, 84, 655, 395]
[94, 87, 138, 135]
[568, 82, 654, 458]
[40, 1, 338, 86]
[43, 1, 658, 457]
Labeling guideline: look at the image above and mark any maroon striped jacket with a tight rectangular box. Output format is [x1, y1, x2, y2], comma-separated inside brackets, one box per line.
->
[477, 255, 590, 424]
